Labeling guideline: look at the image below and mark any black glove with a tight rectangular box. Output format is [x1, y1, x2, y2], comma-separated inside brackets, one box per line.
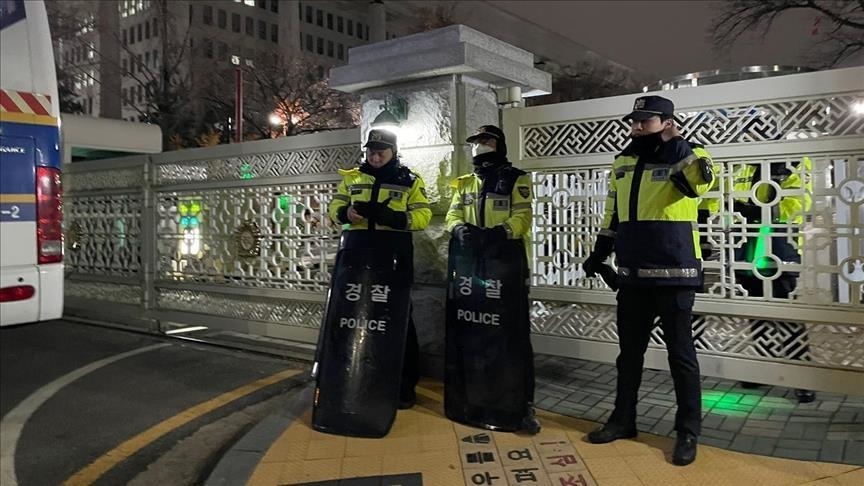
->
[583, 253, 604, 277]
[483, 225, 508, 244]
[374, 199, 407, 229]
[351, 201, 372, 218]
[583, 234, 614, 277]
[452, 223, 481, 246]
[700, 241, 715, 260]
[336, 205, 351, 224]
[596, 263, 619, 291]
[353, 198, 407, 229]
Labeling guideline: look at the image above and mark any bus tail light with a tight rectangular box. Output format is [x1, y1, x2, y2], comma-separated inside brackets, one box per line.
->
[0, 285, 36, 302]
[36, 166, 63, 264]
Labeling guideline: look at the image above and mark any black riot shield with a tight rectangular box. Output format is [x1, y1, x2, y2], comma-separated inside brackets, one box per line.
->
[444, 237, 532, 431]
[312, 248, 411, 438]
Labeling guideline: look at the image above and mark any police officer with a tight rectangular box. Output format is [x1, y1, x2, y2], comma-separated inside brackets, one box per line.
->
[445, 124, 539, 433]
[583, 96, 714, 466]
[328, 128, 432, 409]
[733, 158, 815, 403]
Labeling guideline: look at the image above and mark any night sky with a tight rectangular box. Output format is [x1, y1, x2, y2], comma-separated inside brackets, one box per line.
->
[487, 0, 863, 80]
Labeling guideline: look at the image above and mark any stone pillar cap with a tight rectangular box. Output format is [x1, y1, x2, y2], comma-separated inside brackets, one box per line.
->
[330, 24, 551, 96]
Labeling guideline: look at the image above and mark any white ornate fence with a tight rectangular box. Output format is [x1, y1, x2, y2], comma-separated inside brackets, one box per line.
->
[64, 68, 864, 393]
[505, 67, 863, 393]
[64, 130, 360, 346]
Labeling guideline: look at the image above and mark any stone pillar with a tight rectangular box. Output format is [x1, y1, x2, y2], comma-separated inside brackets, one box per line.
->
[329, 24, 550, 377]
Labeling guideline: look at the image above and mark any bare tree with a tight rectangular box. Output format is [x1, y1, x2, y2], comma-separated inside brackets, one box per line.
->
[56, 69, 86, 114]
[47, 0, 201, 149]
[202, 51, 360, 141]
[402, 2, 458, 34]
[526, 61, 641, 106]
[711, 0, 864, 67]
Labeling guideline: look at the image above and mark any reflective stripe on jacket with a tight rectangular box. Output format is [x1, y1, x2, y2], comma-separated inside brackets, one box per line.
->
[600, 139, 714, 286]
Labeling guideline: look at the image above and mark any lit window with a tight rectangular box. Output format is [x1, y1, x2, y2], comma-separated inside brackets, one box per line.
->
[244, 0, 255, 6]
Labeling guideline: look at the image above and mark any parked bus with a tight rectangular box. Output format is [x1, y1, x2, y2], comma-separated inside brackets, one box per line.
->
[0, 0, 63, 325]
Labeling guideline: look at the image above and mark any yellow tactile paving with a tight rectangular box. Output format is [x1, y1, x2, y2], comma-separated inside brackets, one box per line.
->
[249, 378, 863, 485]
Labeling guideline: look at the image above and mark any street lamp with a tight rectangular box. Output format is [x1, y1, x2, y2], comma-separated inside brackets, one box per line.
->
[231, 56, 255, 143]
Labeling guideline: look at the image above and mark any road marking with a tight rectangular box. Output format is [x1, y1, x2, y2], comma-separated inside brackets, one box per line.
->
[63, 368, 301, 486]
[0, 344, 170, 486]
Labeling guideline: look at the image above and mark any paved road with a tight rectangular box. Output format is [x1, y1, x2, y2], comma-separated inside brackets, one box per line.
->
[0, 320, 307, 486]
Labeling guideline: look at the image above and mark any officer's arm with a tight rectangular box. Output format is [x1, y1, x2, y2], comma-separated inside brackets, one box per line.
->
[445, 180, 466, 232]
[668, 143, 715, 198]
[328, 180, 352, 224]
[406, 176, 432, 231]
[501, 174, 533, 239]
[775, 158, 811, 224]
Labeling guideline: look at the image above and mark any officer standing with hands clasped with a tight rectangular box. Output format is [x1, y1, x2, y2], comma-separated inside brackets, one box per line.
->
[314, 128, 431, 437]
[444, 125, 540, 434]
[583, 96, 714, 466]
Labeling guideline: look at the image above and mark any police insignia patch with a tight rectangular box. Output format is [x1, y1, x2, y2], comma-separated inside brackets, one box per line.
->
[518, 186, 530, 198]
[462, 193, 474, 205]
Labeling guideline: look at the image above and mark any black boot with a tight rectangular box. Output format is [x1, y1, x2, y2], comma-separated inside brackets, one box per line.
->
[398, 389, 416, 409]
[672, 432, 697, 466]
[740, 381, 763, 389]
[587, 423, 637, 444]
[519, 408, 541, 435]
[795, 389, 816, 404]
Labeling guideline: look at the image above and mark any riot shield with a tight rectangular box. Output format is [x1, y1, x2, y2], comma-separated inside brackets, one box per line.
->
[444, 237, 531, 431]
[312, 248, 411, 438]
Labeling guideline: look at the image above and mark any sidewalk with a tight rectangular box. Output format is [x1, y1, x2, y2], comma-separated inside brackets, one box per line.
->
[207, 355, 864, 486]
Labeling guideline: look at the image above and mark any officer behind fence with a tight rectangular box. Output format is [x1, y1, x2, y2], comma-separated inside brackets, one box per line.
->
[583, 95, 714, 466]
[732, 158, 815, 403]
[446, 124, 539, 433]
[328, 128, 432, 409]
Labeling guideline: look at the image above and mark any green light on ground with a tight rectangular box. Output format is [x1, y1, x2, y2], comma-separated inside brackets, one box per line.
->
[701, 390, 767, 417]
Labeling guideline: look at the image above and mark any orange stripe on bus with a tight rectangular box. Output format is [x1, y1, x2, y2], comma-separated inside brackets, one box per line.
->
[0, 195, 36, 203]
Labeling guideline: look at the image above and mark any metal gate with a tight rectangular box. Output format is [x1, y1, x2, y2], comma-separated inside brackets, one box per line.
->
[505, 67, 863, 393]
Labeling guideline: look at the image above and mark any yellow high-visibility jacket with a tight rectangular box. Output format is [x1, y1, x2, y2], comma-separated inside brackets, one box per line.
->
[445, 166, 533, 256]
[600, 139, 714, 286]
[328, 164, 432, 232]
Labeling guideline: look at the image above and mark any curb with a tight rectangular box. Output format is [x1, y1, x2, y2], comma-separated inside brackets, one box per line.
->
[204, 382, 314, 486]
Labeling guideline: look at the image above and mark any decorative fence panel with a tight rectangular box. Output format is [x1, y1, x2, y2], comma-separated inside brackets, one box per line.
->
[507, 67, 863, 392]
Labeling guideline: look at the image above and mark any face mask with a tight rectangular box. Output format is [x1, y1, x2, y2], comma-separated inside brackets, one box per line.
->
[472, 143, 495, 157]
[628, 130, 665, 156]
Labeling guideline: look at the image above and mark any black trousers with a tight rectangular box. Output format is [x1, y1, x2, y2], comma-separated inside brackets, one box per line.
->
[609, 286, 702, 436]
[401, 310, 419, 398]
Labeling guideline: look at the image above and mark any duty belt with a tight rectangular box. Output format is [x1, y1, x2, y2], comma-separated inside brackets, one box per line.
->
[618, 267, 700, 278]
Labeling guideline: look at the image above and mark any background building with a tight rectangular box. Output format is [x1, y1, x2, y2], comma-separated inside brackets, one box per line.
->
[50, 1, 640, 128]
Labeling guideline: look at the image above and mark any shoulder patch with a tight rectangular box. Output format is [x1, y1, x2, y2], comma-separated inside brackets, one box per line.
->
[390, 166, 417, 188]
[337, 167, 360, 176]
[518, 186, 530, 198]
